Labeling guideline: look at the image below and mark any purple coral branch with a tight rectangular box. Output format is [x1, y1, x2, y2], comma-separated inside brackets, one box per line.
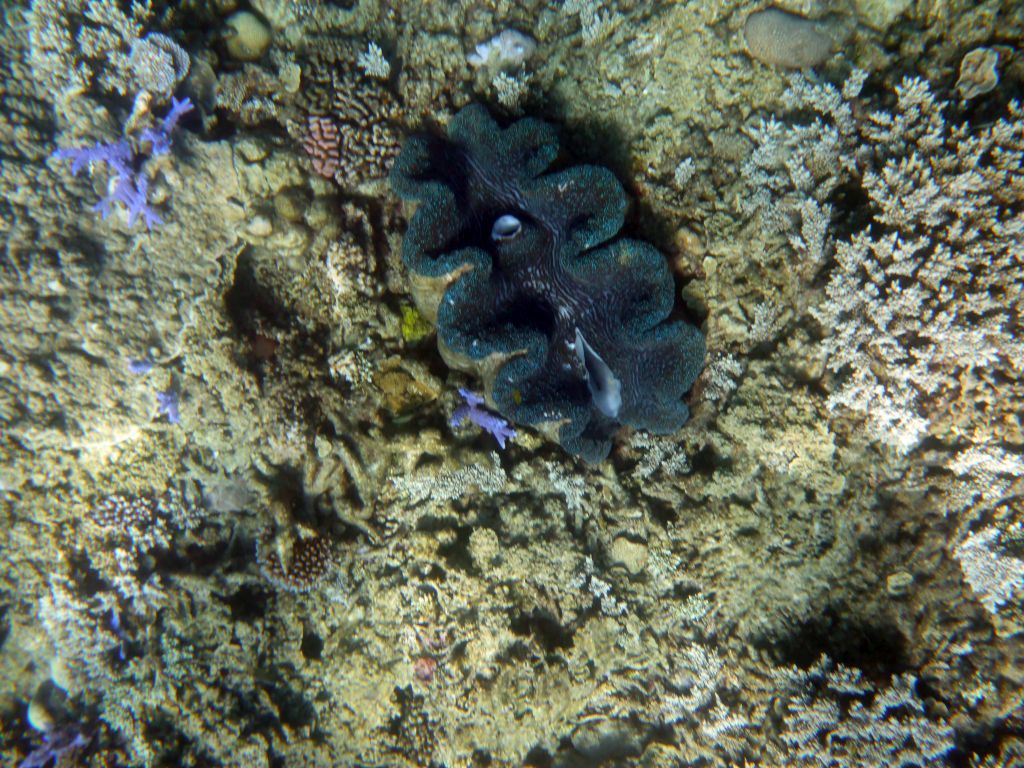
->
[51, 96, 193, 231]
[52, 138, 132, 177]
[141, 95, 193, 156]
[157, 388, 180, 424]
[19, 726, 90, 768]
[451, 388, 516, 449]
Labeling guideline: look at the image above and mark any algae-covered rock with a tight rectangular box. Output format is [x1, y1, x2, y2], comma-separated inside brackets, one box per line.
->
[224, 11, 273, 62]
[743, 7, 845, 69]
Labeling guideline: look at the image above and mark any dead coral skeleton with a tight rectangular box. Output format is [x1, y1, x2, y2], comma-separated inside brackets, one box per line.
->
[954, 527, 1024, 615]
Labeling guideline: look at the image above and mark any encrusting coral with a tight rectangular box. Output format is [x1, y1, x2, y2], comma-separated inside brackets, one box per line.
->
[390, 104, 705, 462]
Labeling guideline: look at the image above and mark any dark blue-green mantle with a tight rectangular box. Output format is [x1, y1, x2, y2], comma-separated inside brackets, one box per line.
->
[390, 104, 705, 462]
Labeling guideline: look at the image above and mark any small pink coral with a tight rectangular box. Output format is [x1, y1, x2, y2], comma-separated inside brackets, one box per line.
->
[302, 115, 341, 179]
[413, 656, 437, 684]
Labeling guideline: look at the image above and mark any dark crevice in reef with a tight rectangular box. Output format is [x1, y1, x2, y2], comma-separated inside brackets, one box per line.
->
[257, 675, 317, 730]
[762, 604, 910, 682]
[150, 537, 226, 576]
[951, 713, 1024, 768]
[300, 627, 324, 661]
[644, 497, 679, 527]
[828, 177, 874, 243]
[436, 524, 476, 573]
[688, 443, 725, 477]
[219, 583, 273, 622]
[144, 714, 196, 766]
[510, 607, 575, 653]
[224, 248, 328, 375]
[224, 247, 291, 336]
[232, 686, 287, 742]
[65, 548, 113, 597]
[524, 745, 553, 767]
[259, 463, 353, 537]
[178, 531, 255, 578]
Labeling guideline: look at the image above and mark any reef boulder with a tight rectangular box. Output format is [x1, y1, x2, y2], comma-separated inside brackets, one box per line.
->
[390, 105, 705, 462]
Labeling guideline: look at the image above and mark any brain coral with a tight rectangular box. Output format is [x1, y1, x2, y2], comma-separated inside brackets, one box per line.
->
[390, 105, 705, 462]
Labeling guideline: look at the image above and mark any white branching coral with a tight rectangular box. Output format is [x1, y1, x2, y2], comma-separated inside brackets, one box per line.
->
[27, 0, 91, 100]
[39, 574, 122, 691]
[563, 0, 615, 44]
[748, 300, 783, 343]
[700, 695, 751, 741]
[569, 555, 626, 616]
[491, 70, 532, 111]
[945, 445, 1024, 514]
[815, 86, 1024, 451]
[627, 432, 691, 480]
[751, 70, 1024, 453]
[660, 643, 724, 721]
[545, 462, 587, 516]
[357, 41, 390, 80]
[703, 354, 743, 402]
[741, 71, 864, 252]
[28, 0, 156, 100]
[673, 156, 696, 188]
[954, 527, 1024, 615]
[774, 657, 954, 766]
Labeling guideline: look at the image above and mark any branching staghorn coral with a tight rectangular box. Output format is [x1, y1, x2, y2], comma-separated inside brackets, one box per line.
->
[744, 72, 1024, 454]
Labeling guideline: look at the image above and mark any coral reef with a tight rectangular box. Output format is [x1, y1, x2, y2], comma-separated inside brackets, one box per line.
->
[26, 0, 154, 101]
[742, 72, 1024, 453]
[3, 0, 1024, 766]
[775, 657, 955, 766]
[390, 103, 705, 462]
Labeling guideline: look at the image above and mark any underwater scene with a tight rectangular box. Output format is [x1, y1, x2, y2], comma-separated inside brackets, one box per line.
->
[1, 0, 1023, 765]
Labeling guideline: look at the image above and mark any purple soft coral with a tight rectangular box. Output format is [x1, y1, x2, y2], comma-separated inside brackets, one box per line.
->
[157, 388, 180, 424]
[20, 726, 89, 768]
[451, 388, 516, 449]
[52, 138, 133, 177]
[140, 95, 193, 156]
[52, 96, 193, 231]
[93, 171, 163, 229]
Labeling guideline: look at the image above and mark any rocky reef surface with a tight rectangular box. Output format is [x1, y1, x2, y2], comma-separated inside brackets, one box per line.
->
[1, 0, 1022, 766]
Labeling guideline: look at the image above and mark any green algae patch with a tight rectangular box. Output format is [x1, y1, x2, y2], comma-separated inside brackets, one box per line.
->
[400, 302, 433, 344]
